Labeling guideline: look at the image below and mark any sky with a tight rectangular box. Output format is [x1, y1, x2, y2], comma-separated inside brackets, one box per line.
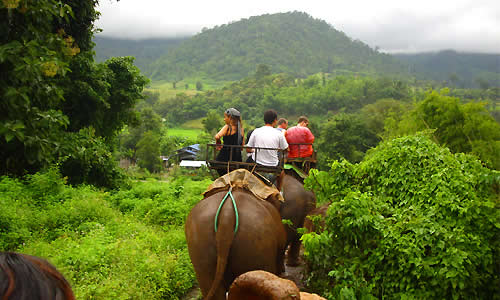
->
[95, 0, 500, 54]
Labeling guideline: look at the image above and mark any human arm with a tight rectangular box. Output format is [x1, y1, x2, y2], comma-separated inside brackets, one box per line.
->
[305, 128, 314, 143]
[246, 133, 255, 153]
[215, 125, 228, 150]
[280, 133, 289, 151]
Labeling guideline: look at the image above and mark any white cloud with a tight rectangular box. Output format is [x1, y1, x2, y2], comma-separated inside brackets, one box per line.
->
[95, 0, 500, 53]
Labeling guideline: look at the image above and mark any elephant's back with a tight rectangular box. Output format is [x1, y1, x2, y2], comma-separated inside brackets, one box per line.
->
[189, 189, 286, 273]
[226, 190, 286, 275]
[186, 189, 283, 241]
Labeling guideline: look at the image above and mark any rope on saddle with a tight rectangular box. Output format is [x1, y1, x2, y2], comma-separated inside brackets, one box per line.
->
[214, 186, 239, 235]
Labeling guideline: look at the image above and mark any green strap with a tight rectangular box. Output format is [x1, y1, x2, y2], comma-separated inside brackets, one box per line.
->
[214, 186, 239, 235]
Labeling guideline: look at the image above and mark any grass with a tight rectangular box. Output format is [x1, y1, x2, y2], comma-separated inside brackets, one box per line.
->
[167, 127, 203, 139]
[182, 118, 205, 129]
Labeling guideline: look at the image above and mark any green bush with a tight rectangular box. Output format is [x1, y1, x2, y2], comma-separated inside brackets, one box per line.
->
[303, 133, 500, 299]
[0, 171, 209, 299]
[0, 176, 33, 250]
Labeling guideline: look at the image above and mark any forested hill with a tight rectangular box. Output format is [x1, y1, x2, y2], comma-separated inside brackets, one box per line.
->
[394, 50, 500, 88]
[146, 11, 408, 81]
[93, 36, 186, 73]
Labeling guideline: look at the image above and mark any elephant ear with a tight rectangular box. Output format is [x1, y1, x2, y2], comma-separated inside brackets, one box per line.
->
[266, 194, 282, 211]
[228, 270, 300, 300]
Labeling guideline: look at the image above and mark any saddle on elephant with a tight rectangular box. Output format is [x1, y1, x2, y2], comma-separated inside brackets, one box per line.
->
[203, 169, 284, 209]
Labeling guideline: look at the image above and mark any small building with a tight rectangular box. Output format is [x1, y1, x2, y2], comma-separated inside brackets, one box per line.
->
[179, 160, 207, 168]
[163, 144, 201, 167]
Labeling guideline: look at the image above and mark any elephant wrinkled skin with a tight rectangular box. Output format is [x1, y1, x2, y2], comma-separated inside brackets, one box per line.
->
[280, 174, 317, 266]
[185, 188, 287, 300]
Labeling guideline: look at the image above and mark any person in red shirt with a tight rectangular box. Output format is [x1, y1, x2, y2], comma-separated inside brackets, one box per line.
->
[285, 116, 314, 158]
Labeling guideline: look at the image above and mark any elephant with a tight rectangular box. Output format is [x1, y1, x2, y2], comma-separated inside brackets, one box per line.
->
[185, 188, 287, 300]
[279, 174, 317, 266]
[227, 270, 326, 300]
[303, 201, 331, 234]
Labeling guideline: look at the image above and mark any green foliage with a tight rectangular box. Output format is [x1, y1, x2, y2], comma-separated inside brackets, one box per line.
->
[360, 98, 410, 137]
[303, 133, 500, 299]
[195, 80, 203, 91]
[0, 169, 211, 299]
[59, 128, 127, 188]
[391, 89, 500, 169]
[156, 74, 412, 128]
[136, 131, 162, 173]
[316, 113, 380, 167]
[202, 109, 223, 135]
[0, 1, 148, 187]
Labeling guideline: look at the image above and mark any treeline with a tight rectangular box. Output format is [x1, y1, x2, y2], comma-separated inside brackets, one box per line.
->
[141, 68, 498, 170]
[154, 69, 413, 126]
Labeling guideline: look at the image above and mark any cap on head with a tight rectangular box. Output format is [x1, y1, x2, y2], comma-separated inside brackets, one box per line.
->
[225, 108, 241, 118]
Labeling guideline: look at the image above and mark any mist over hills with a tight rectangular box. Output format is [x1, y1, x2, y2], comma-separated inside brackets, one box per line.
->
[395, 51, 500, 88]
[94, 12, 499, 87]
[93, 36, 186, 73]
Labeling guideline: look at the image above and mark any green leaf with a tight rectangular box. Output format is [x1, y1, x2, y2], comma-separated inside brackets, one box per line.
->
[5, 132, 14, 143]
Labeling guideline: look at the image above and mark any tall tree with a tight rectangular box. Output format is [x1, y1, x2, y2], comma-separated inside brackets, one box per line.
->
[0, 0, 147, 186]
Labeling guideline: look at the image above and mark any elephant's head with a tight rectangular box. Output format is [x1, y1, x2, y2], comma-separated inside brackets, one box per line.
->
[227, 270, 326, 300]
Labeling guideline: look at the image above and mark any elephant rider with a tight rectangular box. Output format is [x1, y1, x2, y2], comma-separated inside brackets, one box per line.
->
[285, 116, 314, 158]
[246, 109, 288, 182]
[276, 118, 288, 133]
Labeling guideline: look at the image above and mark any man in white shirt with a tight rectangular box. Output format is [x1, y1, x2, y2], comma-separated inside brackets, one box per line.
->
[246, 110, 289, 166]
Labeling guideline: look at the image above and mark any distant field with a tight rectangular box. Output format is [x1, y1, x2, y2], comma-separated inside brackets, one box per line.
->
[167, 127, 203, 138]
[147, 79, 230, 100]
[182, 118, 205, 129]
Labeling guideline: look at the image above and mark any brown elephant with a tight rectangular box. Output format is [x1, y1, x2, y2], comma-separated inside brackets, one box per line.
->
[227, 270, 326, 300]
[303, 201, 331, 233]
[279, 174, 317, 266]
[185, 188, 287, 300]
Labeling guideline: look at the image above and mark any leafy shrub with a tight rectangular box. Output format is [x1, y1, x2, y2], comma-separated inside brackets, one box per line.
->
[108, 177, 211, 226]
[0, 171, 208, 299]
[21, 222, 195, 299]
[58, 128, 128, 189]
[0, 176, 33, 250]
[303, 133, 500, 299]
[24, 167, 66, 206]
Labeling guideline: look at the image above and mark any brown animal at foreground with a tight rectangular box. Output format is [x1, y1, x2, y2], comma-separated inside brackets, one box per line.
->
[228, 270, 326, 300]
[303, 202, 331, 233]
[279, 174, 317, 266]
[185, 188, 287, 300]
[0, 251, 75, 300]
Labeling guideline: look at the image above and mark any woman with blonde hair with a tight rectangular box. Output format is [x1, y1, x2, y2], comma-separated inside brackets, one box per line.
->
[214, 108, 244, 176]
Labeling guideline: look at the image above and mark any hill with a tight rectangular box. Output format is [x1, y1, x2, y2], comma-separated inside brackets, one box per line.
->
[93, 36, 186, 73]
[394, 50, 500, 88]
[147, 12, 409, 81]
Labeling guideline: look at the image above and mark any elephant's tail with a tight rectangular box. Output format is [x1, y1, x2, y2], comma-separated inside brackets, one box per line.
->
[205, 192, 237, 300]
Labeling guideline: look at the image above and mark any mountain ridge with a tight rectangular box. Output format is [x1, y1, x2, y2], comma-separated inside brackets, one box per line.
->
[145, 12, 408, 81]
[93, 12, 499, 87]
